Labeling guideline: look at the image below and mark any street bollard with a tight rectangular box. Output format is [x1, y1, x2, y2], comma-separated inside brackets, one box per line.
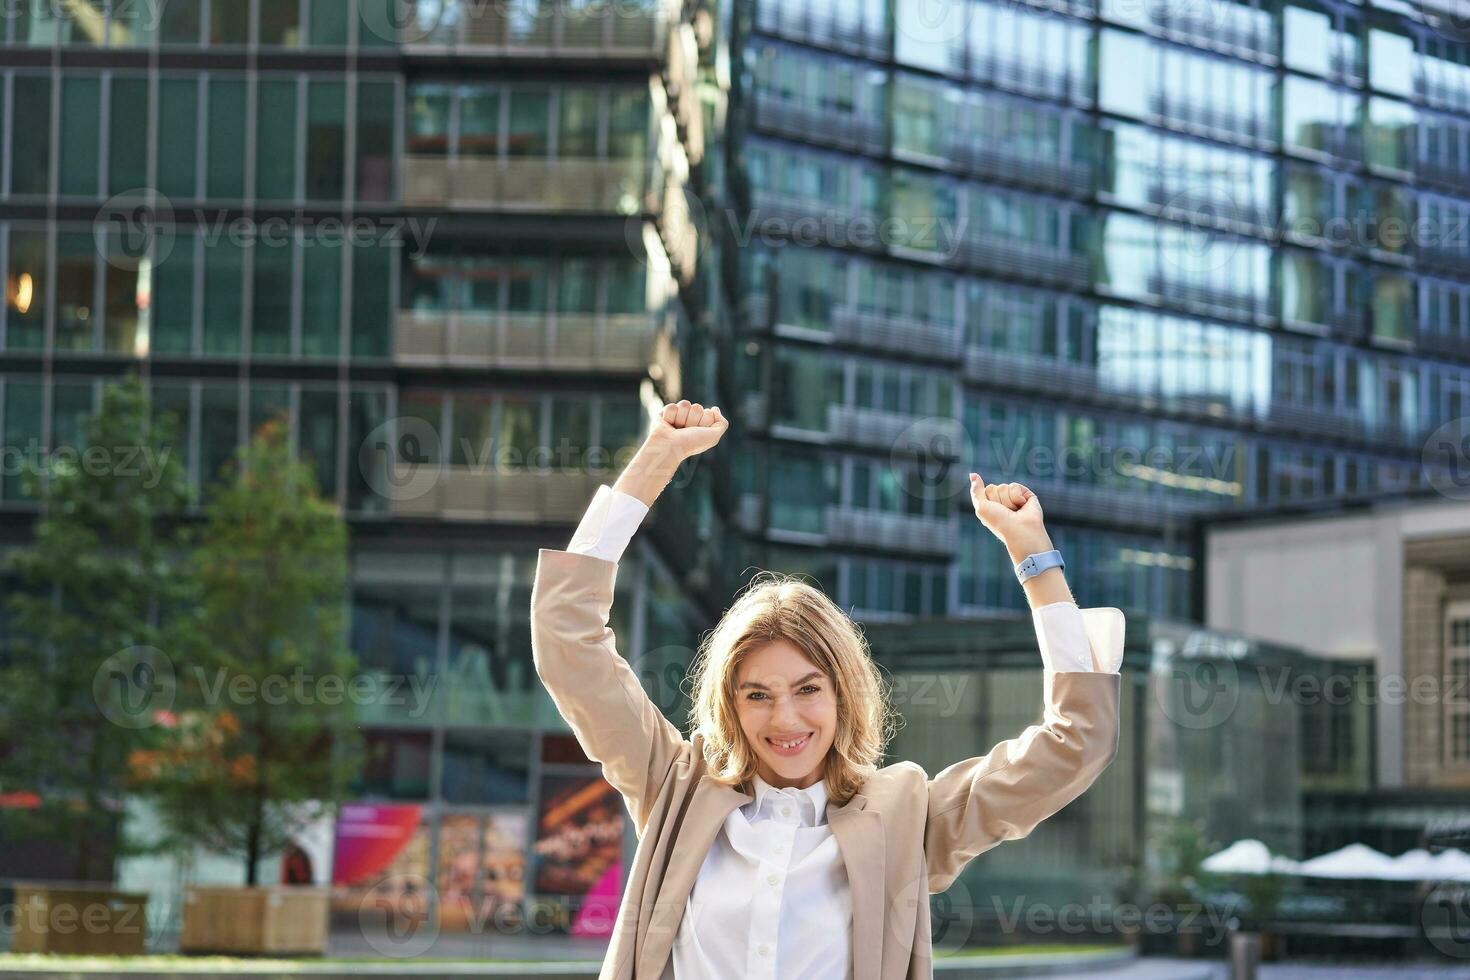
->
[1230, 930, 1261, 980]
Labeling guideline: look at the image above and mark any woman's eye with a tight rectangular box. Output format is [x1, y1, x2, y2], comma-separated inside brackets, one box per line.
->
[746, 691, 768, 701]
[799, 685, 820, 695]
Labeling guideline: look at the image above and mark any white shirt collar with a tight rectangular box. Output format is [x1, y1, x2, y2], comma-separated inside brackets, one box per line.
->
[749, 773, 829, 826]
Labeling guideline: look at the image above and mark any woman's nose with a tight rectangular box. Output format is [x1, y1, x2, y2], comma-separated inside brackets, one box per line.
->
[772, 692, 799, 724]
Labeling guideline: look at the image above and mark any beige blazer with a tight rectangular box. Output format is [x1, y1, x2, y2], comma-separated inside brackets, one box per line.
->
[530, 547, 1123, 980]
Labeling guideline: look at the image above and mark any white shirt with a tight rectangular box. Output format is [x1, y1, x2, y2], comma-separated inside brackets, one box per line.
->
[563, 483, 1120, 979]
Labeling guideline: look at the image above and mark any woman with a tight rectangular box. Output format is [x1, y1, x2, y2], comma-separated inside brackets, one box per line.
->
[530, 400, 1124, 980]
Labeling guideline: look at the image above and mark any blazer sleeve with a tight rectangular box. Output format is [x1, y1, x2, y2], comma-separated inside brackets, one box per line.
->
[530, 547, 688, 836]
[922, 606, 1124, 893]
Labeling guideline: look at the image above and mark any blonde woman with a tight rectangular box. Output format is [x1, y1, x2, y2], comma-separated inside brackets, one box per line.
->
[530, 400, 1124, 980]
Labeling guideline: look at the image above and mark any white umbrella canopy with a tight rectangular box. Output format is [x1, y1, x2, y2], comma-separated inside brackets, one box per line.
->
[1201, 839, 1301, 875]
[1298, 843, 1405, 880]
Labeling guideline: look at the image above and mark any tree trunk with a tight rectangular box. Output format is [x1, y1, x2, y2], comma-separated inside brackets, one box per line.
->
[246, 812, 261, 886]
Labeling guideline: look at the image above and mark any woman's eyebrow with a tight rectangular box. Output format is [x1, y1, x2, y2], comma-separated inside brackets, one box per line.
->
[737, 671, 824, 691]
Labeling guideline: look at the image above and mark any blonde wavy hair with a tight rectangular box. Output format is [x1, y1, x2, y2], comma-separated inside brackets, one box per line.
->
[687, 570, 897, 804]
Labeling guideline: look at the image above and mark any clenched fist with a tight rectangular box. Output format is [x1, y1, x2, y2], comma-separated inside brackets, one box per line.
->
[649, 400, 729, 461]
[969, 471, 1047, 551]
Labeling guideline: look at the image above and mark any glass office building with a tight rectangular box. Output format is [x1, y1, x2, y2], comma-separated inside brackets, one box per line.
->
[725, 0, 1470, 625]
[0, 0, 1453, 947]
[0, 0, 728, 932]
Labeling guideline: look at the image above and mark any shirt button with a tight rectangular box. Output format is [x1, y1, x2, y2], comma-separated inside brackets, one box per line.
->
[767, 873, 779, 885]
[758, 944, 770, 956]
[780, 806, 792, 818]
[774, 843, 787, 855]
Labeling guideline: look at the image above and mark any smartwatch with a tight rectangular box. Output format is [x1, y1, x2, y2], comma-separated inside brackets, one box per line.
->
[1015, 549, 1065, 584]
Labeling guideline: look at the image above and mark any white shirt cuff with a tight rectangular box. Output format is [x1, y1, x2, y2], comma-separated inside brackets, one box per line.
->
[566, 484, 650, 563]
[1032, 601, 1125, 674]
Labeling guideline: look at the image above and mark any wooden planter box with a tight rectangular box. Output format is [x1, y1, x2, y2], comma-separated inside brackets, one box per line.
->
[180, 885, 329, 955]
[9, 882, 149, 955]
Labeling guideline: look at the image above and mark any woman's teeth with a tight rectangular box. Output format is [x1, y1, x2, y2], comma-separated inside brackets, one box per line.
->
[769, 733, 810, 751]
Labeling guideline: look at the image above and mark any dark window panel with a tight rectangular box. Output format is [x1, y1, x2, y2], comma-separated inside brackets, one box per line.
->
[158, 78, 200, 200]
[60, 77, 100, 196]
[152, 231, 196, 354]
[109, 77, 149, 193]
[306, 80, 345, 201]
[207, 79, 247, 199]
[256, 79, 299, 201]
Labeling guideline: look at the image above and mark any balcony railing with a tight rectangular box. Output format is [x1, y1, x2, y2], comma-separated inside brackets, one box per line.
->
[754, 5, 890, 58]
[386, 467, 606, 521]
[1147, 181, 1272, 229]
[959, 53, 1090, 104]
[825, 404, 963, 458]
[747, 189, 886, 249]
[938, 137, 1095, 196]
[402, 157, 655, 212]
[824, 505, 956, 557]
[394, 310, 667, 371]
[750, 93, 887, 152]
[397, 0, 668, 56]
[1148, 4, 1274, 58]
[1149, 95, 1272, 144]
[1146, 272, 1268, 319]
[952, 237, 1093, 288]
[829, 307, 962, 362]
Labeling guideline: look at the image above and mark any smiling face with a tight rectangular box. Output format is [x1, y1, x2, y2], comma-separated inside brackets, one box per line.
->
[734, 639, 839, 790]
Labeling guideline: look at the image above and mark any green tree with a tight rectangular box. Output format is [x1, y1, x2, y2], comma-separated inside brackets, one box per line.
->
[0, 374, 192, 881]
[143, 414, 360, 884]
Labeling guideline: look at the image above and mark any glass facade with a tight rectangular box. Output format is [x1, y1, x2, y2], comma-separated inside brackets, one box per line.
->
[5, 0, 712, 923]
[731, 0, 1470, 624]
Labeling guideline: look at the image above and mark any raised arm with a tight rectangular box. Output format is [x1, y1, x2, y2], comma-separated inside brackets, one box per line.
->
[530, 400, 729, 835]
[923, 472, 1123, 892]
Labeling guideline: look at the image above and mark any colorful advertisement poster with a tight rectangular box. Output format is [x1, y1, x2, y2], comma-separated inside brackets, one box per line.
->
[533, 773, 623, 936]
[330, 802, 430, 918]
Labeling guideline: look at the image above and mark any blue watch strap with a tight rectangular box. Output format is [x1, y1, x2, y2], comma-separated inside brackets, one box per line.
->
[1015, 549, 1065, 584]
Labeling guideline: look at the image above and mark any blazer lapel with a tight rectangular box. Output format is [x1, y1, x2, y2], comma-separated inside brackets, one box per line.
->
[639, 775, 752, 975]
[828, 793, 885, 980]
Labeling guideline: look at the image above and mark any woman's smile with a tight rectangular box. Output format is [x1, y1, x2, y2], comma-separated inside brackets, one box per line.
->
[765, 731, 815, 757]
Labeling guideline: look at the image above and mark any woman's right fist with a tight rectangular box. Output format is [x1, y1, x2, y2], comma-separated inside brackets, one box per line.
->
[649, 400, 728, 460]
